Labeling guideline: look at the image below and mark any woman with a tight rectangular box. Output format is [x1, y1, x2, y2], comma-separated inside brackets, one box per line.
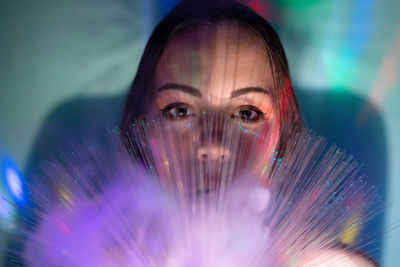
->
[120, 0, 301, 192]
[119, 0, 377, 266]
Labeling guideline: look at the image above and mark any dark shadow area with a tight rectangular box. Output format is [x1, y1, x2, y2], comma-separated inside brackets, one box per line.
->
[2, 94, 125, 266]
[296, 87, 387, 264]
[24, 94, 126, 174]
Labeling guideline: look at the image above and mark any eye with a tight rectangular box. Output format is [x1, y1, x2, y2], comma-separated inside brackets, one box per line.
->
[160, 103, 196, 120]
[231, 106, 265, 123]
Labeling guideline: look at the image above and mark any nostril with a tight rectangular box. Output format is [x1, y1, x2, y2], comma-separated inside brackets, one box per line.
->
[197, 145, 231, 162]
[220, 152, 230, 162]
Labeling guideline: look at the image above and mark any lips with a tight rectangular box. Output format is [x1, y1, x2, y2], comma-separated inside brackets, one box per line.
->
[195, 162, 234, 194]
[163, 155, 241, 197]
[202, 172, 218, 192]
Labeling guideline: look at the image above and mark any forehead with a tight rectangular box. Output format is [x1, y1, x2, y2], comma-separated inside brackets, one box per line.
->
[154, 24, 272, 100]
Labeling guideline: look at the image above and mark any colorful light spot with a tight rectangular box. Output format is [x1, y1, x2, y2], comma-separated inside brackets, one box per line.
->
[5, 167, 23, 200]
[2, 158, 25, 203]
[339, 214, 361, 245]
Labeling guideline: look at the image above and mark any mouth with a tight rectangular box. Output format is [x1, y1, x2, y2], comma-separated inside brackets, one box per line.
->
[194, 166, 234, 196]
[201, 167, 220, 190]
[165, 159, 241, 198]
[194, 188, 216, 197]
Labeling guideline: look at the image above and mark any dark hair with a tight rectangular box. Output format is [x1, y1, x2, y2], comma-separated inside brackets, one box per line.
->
[120, 0, 302, 154]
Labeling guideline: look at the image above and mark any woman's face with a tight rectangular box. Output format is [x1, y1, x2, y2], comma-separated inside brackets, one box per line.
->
[146, 24, 280, 192]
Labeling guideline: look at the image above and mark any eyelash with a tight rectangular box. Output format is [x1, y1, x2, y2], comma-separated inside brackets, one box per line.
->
[160, 103, 266, 124]
[160, 102, 196, 121]
[231, 105, 266, 124]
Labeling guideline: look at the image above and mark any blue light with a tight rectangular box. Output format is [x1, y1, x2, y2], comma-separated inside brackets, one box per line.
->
[1, 158, 25, 204]
[0, 195, 12, 225]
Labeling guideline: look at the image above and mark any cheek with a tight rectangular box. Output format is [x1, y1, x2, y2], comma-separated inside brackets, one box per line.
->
[260, 120, 280, 153]
[222, 118, 278, 173]
[250, 120, 280, 177]
[148, 137, 170, 184]
[148, 125, 200, 180]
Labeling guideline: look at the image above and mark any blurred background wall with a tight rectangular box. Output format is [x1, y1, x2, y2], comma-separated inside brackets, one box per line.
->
[0, 0, 399, 265]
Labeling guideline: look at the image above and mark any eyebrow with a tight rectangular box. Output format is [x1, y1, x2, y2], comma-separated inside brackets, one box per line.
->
[230, 87, 270, 98]
[157, 83, 202, 97]
[157, 83, 269, 98]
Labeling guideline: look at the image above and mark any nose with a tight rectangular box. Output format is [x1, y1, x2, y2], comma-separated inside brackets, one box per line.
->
[197, 144, 231, 162]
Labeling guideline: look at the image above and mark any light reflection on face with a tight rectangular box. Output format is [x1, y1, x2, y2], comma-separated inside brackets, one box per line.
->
[147, 24, 280, 192]
[298, 249, 376, 267]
